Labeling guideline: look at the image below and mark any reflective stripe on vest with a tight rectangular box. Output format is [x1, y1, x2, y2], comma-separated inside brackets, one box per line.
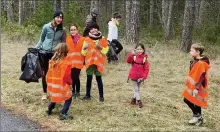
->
[67, 52, 82, 57]
[47, 83, 65, 90]
[48, 91, 71, 98]
[71, 60, 84, 64]
[184, 87, 208, 102]
[186, 76, 208, 93]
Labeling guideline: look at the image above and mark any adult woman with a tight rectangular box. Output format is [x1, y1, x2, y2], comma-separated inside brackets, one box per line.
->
[35, 10, 66, 100]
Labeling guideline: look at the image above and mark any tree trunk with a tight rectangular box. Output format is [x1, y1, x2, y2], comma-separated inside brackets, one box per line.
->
[180, 0, 195, 52]
[19, 0, 24, 25]
[162, 0, 174, 41]
[6, 1, 14, 22]
[112, 0, 115, 16]
[90, 0, 99, 12]
[61, 0, 64, 12]
[149, 0, 154, 27]
[126, 0, 140, 46]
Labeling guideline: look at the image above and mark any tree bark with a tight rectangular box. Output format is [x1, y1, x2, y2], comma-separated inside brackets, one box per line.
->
[6, 1, 14, 22]
[162, 0, 174, 41]
[19, 0, 24, 25]
[90, 0, 99, 12]
[126, 0, 140, 46]
[112, 0, 115, 16]
[149, 0, 154, 27]
[180, 0, 195, 52]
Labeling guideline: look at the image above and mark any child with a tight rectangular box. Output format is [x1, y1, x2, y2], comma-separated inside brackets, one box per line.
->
[46, 43, 73, 120]
[126, 44, 150, 108]
[81, 23, 109, 102]
[182, 43, 210, 126]
[66, 24, 85, 99]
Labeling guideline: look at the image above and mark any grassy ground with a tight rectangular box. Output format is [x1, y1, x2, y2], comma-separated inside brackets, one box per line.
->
[1, 34, 220, 131]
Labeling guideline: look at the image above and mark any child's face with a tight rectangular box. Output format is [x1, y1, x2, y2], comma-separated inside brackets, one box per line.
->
[190, 48, 200, 58]
[136, 46, 144, 55]
[70, 26, 78, 36]
[90, 28, 98, 35]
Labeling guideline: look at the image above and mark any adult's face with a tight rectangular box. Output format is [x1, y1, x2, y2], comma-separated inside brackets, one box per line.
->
[70, 26, 78, 36]
[54, 16, 63, 25]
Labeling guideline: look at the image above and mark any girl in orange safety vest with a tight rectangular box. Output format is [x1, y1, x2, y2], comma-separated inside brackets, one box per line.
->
[46, 43, 73, 120]
[66, 24, 85, 99]
[182, 43, 210, 126]
[81, 23, 109, 102]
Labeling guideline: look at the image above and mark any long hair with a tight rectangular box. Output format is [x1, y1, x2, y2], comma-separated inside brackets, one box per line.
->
[51, 43, 69, 67]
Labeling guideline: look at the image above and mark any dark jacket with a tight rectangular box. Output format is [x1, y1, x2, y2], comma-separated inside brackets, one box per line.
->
[85, 14, 97, 28]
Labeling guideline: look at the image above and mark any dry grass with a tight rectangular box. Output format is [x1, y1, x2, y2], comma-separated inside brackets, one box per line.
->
[1, 35, 220, 131]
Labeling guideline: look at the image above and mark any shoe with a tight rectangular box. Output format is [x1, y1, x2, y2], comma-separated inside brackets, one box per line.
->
[189, 114, 202, 124]
[131, 98, 136, 105]
[46, 110, 52, 116]
[137, 100, 143, 108]
[41, 93, 47, 100]
[195, 117, 203, 126]
[59, 113, 73, 120]
[99, 97, 104, 102]
[82, 96, 91, 100]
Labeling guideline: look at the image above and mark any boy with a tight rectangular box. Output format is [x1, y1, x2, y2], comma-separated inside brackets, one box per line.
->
[182, 43, 210, 126]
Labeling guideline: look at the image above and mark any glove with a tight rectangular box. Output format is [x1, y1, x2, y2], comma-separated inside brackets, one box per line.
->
[192, 89, 198, 97]
[95, 41, 103, 50]
[83, 43, 89, 50]
[137, 78, 144, 83]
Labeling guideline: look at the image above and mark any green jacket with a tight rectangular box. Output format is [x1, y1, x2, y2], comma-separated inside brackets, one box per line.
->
[35, 22, 66, 52]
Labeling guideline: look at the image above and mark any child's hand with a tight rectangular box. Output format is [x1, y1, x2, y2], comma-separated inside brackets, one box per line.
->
[192, 89, 198, 97]
[137, 78, 143, 83]
[132, 49, 137, 55]
[83, 43, 89, 50]
[95, 41, 103, 50]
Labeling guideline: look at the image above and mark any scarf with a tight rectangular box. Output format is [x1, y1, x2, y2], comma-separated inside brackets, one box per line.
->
[72, 34, 81, 46]
[88, 31, 102, 40]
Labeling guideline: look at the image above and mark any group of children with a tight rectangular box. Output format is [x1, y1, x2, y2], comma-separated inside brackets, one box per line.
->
[36, 10, 210, 126]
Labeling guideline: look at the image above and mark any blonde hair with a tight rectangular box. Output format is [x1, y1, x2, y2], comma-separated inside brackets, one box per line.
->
[51, 43, 69, 67]
[191, 43, 204, 55]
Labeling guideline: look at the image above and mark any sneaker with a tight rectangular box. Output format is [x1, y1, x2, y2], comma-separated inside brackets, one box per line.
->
[82, 96, 91, 100]
[59, 113, 73, 120]
[137, 100, 143, 108]
[131, 98, 136, 105]
[189, 114, 202, 124]
[41, 93, 47, 100]
[99, 97, 104, 102]
[195, 117, 203, 126]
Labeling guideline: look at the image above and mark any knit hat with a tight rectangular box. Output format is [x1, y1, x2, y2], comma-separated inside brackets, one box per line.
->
[53, 10, 64, 19]
[91, 8, 99, 15]
[88, 23, 99, 30]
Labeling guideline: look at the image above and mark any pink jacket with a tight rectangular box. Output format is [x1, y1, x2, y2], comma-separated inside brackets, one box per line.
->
[126, 53, 150, 81]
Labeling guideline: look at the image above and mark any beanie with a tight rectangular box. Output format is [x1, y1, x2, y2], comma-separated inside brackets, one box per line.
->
[88, 23, 99, 30]
[53, 10, 64, 19]
[91, 8, 99, 15]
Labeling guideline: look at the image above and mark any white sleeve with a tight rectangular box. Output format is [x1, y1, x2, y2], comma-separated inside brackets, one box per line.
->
[107, 23, 114, 41]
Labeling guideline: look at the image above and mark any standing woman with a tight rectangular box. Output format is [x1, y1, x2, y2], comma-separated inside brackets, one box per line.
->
[35, 10, 66, 100]
[66, 24, 85, 99]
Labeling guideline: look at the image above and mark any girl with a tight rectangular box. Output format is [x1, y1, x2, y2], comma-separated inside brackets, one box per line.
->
[46, 43, 73, 120]
[35, 10, 66, 100]
[66, 24, 85, 99]
[81, 23, 109, 102]
[126, 44, 150, 108]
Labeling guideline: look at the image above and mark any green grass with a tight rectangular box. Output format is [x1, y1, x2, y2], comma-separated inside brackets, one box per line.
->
[1, 34, 220, 131]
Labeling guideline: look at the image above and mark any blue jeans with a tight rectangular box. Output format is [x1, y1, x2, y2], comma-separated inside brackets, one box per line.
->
[48, 97, 72, 114]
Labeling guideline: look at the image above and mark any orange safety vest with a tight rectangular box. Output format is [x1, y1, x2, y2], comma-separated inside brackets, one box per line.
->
[66, 35, 85, 69]
[46, 59, 72, 103]
[84, 37, 108, 73]
[182, 60, 210, 108]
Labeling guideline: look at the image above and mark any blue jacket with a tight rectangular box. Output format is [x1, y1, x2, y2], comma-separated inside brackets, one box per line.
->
[35, 22, 66, 52]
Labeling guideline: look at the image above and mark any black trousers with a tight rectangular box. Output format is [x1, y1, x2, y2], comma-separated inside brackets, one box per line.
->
[71, 68, 81, 94]
[85, 75, 103, 98]
[41, 52, 54, 93]
[48, 97, 72, 114]
[184, 98, 201, 115]
[111, 39, 123, 55]
[83, 27, 90, 37]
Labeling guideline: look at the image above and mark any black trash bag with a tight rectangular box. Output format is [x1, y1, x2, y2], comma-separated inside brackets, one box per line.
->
[107, 41, 119, 62]
[19, 48, 44, 83]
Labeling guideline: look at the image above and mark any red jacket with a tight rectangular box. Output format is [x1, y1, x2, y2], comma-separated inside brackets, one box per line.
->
[126, 53, 150, 80]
